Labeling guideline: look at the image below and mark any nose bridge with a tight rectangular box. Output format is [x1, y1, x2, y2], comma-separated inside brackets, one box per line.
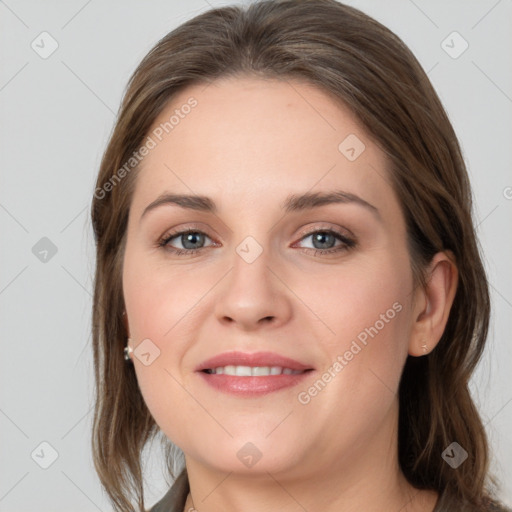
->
[213, 230, 291, 329]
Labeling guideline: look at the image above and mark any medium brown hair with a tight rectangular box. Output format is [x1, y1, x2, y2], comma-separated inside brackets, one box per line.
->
[90, 1, 504, 510]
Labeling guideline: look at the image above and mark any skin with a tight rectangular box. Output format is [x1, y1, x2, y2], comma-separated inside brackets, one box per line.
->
[122, 76, 458, 512]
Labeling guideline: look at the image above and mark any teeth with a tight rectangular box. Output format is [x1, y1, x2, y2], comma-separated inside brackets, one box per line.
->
[252, 366, 271, 376]
[207, 365, 305, 376]
[235, 365, 252, 377]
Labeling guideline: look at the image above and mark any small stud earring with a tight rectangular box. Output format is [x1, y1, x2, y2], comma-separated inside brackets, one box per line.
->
[124, 338, 133, 361]
[421, 341, 428, 353]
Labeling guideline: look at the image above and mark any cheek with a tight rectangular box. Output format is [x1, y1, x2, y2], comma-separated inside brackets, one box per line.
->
[295, 261, 411, 450]
[122, 260, 199, 441]
[123, 248, 208, 344]
[122, 250, 222, 432]
[322, 254, 409, 331]
[314, 254, 412, 388]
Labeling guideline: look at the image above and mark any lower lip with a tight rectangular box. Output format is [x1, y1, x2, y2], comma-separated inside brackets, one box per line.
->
[197, 371, 314, 397]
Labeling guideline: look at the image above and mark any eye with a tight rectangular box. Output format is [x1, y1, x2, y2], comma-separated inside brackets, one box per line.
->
[294, 228, 356, 256]
[158, 227, 356, 257]
[158, 229, 214, 256]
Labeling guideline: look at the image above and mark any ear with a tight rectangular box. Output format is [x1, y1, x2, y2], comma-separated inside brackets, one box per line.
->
[408, 251, 458, 356]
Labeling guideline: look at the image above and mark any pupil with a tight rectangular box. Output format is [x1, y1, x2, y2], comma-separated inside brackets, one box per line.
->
[314, 232, 334, 249]
[182, 232, 204, 249]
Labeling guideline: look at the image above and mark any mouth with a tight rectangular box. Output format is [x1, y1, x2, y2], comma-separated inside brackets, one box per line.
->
[195, 351, 315, 397]
[202, 365, 310, 376]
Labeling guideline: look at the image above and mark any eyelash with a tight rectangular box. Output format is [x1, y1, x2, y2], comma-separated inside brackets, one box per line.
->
[157, 227, 357, 257]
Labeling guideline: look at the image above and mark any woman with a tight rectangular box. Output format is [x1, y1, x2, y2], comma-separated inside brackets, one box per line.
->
[90, 1, 511, 511]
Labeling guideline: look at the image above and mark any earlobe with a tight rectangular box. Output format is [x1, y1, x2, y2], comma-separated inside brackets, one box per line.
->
[408, 251, 458, 357]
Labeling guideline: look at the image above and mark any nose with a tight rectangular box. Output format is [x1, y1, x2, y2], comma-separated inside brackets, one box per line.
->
[213, 246, 293, 331]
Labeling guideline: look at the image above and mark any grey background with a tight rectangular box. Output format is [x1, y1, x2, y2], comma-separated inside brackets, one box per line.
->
[0, 0, 510, 510]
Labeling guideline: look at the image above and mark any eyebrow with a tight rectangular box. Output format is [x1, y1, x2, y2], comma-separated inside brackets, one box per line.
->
[140, 189, 380, 220]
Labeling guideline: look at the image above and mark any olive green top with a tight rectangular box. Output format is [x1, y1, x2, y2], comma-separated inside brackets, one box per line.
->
[148, 468, 511, 512]
[148, 469, 188, 512]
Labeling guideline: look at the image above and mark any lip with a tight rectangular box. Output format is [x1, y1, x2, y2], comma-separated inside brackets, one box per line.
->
[195, 351, 314, 372]
[195, 351, 315, 397]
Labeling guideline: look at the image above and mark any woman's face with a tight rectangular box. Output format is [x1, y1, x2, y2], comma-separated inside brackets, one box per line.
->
[122, 76, 418, 478]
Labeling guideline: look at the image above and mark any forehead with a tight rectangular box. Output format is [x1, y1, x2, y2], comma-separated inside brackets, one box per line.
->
[132, 76, 393, 213]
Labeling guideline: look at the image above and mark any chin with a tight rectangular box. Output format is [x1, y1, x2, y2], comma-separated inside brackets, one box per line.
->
[184, 435, 306, 476]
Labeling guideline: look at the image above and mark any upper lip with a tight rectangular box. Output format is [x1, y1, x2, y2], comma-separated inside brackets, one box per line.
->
[195, 351, 314, 372]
